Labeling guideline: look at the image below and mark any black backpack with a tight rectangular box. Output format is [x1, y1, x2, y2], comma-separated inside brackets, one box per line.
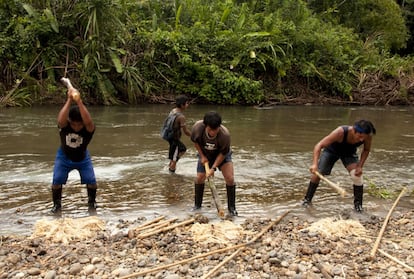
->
[160, 112, 181, 141]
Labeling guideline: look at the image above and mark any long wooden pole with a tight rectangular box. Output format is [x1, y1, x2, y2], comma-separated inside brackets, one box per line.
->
[369, 187, 407, 259]
[247, 210, 290, 244]
[201, 248, 243, 279]
[202, 207, 291, 278]
[378, 249, 414, 272]
[119, 210, 289, 279]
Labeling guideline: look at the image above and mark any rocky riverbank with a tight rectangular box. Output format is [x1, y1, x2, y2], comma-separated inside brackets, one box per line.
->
[0, 208, 413, 279]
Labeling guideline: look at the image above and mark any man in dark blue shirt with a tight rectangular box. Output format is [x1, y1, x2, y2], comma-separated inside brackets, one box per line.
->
[303, 119, 376, 212]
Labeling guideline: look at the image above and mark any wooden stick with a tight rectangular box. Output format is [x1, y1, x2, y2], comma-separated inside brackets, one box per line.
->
[378, 249, 414, 273]
[202, 210, 290, 279]
[142, 218, 177, 232]
[121, 244, 248, 278]
[119, 211, 289, 279]
[201, 248, 243, 279]
[136, 218, 177, 235]
[369, 187, 407, 259]
[133, 216, 165, 232]
[60, 77, 80, 101]
[61, 77, 74, 89]
[137, 218, 194, 239]
[314, 171, 347, 197]
[204, 163, 225, 218]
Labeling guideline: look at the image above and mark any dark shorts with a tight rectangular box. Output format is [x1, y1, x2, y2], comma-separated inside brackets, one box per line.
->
[168, 139, 187, 161]
[318, 149, 359, 175]
[197, 152, 233, 173]
[52, 148, 97, 185]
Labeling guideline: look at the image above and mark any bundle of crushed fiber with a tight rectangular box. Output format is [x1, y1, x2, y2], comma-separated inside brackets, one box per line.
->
[190, 220, 246, 244]
[302, 217, 367, 238]
[31, 216, 105, 244]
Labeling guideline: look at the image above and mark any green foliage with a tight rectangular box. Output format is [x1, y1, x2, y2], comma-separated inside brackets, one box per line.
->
[291, 16, 365, 96]
[174, 62, 264, 104]
[366, 178, 395, 199]
[399, 0, 414, 54]
[0, 0, 413, 106]
[0, 89, 32, 108]
[0, 1, 65, 99]
[308, 0, 409, 51]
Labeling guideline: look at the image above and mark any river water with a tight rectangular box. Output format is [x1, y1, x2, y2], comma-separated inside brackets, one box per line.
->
[0, 105, 413, 235]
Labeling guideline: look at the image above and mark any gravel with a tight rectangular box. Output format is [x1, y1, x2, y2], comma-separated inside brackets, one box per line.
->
[0, 209, 413, 279]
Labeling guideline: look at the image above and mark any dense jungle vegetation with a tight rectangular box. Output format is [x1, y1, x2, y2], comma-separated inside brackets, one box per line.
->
[0, 0, 413, 107]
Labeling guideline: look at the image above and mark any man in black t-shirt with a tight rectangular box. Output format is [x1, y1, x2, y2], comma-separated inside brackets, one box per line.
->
[50, 86, 97, 214]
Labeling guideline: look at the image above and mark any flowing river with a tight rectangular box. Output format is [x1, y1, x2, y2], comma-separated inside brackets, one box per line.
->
[0, 105, 413, 235]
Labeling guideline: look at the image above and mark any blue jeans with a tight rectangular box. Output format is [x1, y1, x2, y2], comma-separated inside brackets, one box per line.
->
[52, 148, 97, 185]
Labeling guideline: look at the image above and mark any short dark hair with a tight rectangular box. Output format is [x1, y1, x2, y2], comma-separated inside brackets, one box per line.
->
[203, 111, 222, 129]
[354, 119, 376, 135]
[175, 95, 188, 107]
[69, 105, 82, 122]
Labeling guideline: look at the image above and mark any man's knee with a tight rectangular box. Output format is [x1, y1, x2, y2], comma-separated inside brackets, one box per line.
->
[87, 184, 97, 190]
[349, 169, 363, 185]
[52, 184, 62, 190]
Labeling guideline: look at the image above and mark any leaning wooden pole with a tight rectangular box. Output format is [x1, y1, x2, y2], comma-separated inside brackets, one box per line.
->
[202, 210, 292, 279]
[246, 211, 289, 243]
[369, 187, 407, 260]
[119, 210, 289, 279]
[378, 249, 414, 272]
[201, 248, 244, 279]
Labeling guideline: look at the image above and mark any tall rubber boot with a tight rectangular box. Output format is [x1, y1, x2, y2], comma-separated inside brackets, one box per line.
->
[87, 184, 98, 210]
[226, 185, 238, 216]
[302, 182, 319, 206]
[353, 185, 364, 212]
[51, 185, 62, 213]
[193, 183, 204, 210]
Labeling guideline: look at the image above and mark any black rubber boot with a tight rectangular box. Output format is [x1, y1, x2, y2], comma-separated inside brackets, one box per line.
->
[353, 185, 364, 213]
[302, 182, 318, 206]
[87, 184, 98, 210]
[193, 183, 204, 210]
[226, 185, 238, 216]
[51, 185, 62, 213]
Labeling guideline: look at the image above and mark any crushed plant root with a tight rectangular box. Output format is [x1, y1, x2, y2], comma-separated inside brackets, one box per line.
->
[189, 220, 248, 244]
[30, 216, 105, 244]
[301, 217, 367, 238]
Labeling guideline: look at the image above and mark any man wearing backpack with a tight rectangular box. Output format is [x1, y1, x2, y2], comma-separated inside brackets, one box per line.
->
[164, 95, 191, 173]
